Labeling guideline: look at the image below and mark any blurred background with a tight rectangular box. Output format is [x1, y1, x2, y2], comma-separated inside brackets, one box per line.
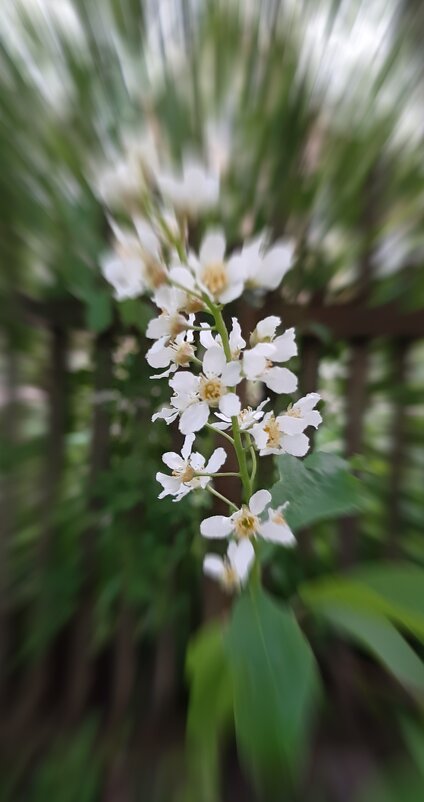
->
[0, 0, 423, 800]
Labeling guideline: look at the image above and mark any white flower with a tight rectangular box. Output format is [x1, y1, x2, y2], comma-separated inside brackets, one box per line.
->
[203, 540, 255, 592]
[168, 347, 242, 435]
[191, 229, 245, 304]
[147, 286, 194, 340]
[276, 393, 322, 435]
[157, 155, 219, 217]
[146, 330, 196, 378]
[250, 317, 298, 362]
[235, 233, 295, 291]
[156, 435, 226, 502]
[100, 238, 145, 301]
[200, 489, 295, 546]
[242, 342, 298, 394]
[100, 219, 168, 299]
[200, 317, 246, 360]
[251, 411, 311, 456]
[212, 398, 269, 432]
[131, 217, 168, 290]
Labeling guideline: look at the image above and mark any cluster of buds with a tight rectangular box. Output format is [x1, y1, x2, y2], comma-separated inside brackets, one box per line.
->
[99, 133, 322, 592]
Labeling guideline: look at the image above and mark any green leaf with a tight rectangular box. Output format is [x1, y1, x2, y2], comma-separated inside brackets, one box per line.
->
[352, 564, 424, 640]
[299, 564, 424, 642]
[185, 621, 233, 801]
[85, 290, 113, 332]
[271, 452, 361, 531]
[118, 298, 154, 331]
[313, 605, 424, 696]
[226, 589, 319, 792]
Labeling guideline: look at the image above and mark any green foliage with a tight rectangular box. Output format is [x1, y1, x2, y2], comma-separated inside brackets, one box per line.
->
[300, 564, 424, 696]
[185, 621, 233, 801]
[28, 719, 101, 802]
[271, 452, 362, 531]
[300, 564, 424, 642]
[85, 289, 113, 332]
[225, 588, 320, 793]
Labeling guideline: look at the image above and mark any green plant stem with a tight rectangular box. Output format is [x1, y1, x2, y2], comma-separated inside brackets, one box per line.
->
[198, 472, 240, 478]
[205, 423, 234, 446]
[209, 304, 252, 501]
[207, 485, 238, 512]
[249, 445, 257, 486]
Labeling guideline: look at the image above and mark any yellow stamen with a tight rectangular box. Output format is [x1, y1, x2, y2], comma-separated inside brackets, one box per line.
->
[202, 262, 228, 296]
[233, 506, 259, 539]
[199, 376, 224, 407]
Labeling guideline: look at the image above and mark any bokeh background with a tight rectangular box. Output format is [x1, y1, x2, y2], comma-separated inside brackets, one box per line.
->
[0, 0, 423, 800]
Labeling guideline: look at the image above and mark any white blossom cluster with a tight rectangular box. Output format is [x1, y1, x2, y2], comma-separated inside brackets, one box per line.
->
[98, 136, 322, 593]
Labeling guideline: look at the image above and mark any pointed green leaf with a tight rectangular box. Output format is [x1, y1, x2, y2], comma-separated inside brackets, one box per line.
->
[314, 605, 424, 696]
[226, 589, 320, 791]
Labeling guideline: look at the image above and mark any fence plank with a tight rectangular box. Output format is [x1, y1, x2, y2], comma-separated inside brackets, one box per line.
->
[64, 328, 115, 723]
[386, 339, 410, 558]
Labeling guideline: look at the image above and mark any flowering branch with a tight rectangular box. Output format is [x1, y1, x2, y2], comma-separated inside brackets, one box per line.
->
[99, 145, 323, 592]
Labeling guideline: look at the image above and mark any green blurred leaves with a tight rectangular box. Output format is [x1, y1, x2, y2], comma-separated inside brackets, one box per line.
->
[185, 621, 233, 801]
[271, 452, 361, 531]
[300, 563, 424, 696]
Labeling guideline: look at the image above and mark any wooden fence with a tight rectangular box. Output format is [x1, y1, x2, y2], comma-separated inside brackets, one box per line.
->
[0, 288, 423, 798]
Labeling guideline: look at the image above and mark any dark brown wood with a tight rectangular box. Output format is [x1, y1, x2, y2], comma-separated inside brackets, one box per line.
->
[19, 294, 424, 339]
[10, 326, 69, 733]
[65, 328, 115, 723]
[338, 341, 369, 567]
[386, 340, 410, 558]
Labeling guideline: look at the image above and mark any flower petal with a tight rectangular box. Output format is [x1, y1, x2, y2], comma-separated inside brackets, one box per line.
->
[200, 228, 226, 264]
[259, 518, 296, 546]
[243, 348, 268, 380]
[260, 240, 295, 289]
[228, 539, 255, 583]
[281, 432, 309, 456]
[218, 282, 244, 305]
[203, 346, 226, 378]
[179, 401, 209, 434]
[264, 367, 298, 394]
[181, 433, 195, 460]
[276, 414, 307, 435]
[219, 393, 241, 417]
[203, 555, 224, 581]
[272, 328, 298, 362]
[200, 515, 233, 539]
[162, 452, 184, 470]
[221, 360, 242, 386]
[205, 447, 227, 474]
[255, 316, 281, 340]
[170, 371, 199, 395]
[249, 489, 272, 515]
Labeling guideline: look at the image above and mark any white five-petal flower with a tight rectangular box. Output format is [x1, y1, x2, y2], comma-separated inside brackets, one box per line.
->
[251, 412, 309, 457]
[203, 539, 255, 591]
[191, 229, 245, 305]
[200, 489, 295, 546]
[168, 346, 242, 435]
[156, 435, 227, 502]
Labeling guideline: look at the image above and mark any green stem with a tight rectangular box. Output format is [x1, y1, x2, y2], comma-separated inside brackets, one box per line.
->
[207, 485, 238, 512]
[205, 422, 234, 446]
[211, 306, 252, 501]
[249, 445, 257, 486]
[198, 472, 240, 478]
